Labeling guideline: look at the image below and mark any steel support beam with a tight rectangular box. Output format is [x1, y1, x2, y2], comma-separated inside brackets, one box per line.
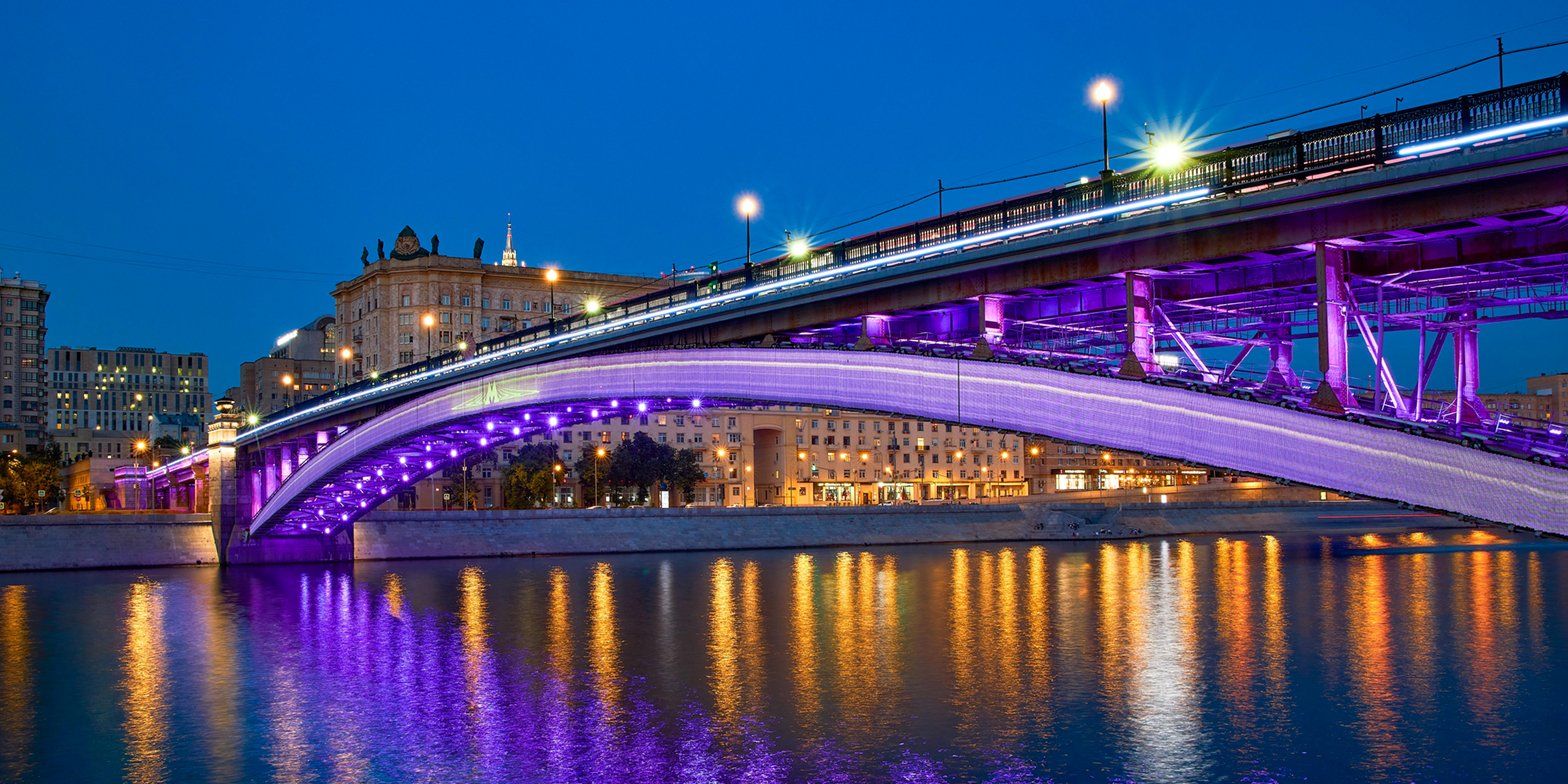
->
[1262, 317, 1300, 389]
[980, 295, 1005, 344]
[1452, 303, 1488, 423]
[855, 315, 892, 349]
[1312, 242, 1357, 412]
[1118, 272, 1161, 379]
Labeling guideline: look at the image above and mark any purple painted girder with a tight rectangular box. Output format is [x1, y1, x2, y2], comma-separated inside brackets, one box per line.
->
[249, 348, 1568, 538]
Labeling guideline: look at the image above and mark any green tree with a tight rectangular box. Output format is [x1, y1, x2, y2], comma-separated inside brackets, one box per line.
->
[572, 444, 612, 507]
[606, 433, 670, 504]
[503, 442, 560, 509]
[668, 448, 706, 504]
[2, 445, 62, 514]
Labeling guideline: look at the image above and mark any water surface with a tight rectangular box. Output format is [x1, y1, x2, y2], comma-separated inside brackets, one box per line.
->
[1, 528, 1564, 782]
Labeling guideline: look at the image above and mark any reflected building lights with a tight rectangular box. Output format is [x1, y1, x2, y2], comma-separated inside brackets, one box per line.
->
[121, 580, 169, 784]
[0, 586, 33, 782]
[791, 554, 821, 733]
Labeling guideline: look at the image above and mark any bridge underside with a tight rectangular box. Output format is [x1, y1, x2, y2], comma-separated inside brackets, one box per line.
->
[244, 349, 1568, 545]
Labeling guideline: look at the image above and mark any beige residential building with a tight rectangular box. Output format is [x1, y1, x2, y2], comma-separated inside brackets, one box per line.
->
[332, 225, 658, 381]
[1524, 372, 1567, 423]
[48, 346, 211, 458]
[0, 272, 49, 451]
[401, 405, 1030, 510]
[1024, 441, 1207, 494]
[232, 316, 339, 415]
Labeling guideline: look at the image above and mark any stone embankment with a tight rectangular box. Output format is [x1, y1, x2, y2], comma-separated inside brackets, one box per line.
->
[0, 500, 1466, 572]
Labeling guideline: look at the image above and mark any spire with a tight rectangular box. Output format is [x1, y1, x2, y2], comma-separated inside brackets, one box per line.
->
[501, 213, 521, 267]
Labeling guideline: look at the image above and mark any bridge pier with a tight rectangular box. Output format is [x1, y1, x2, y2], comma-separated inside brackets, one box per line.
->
[1262, 316, 1300, 389]
[1312, 242, 1358, 412]
[855, 315, 892, 349]
[1118, 272, 1161, 378]
[205, 399, 355, 565]
[1452, 303, 1489, 424]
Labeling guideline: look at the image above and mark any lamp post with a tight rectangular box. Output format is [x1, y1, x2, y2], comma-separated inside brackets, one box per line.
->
[280, 373, 294, 409]
[421, 312, 436, 360]
[595, 447, 606, 507]
[338, 346, 353, 387]
[1091, 79, 1116, 177]
[552, 462, 563, 507]
[544, 268, 560, 334]
[736, 194, 759, 283]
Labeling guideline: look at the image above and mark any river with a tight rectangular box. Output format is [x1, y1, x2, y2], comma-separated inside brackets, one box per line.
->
[0, 527, 1562, 782]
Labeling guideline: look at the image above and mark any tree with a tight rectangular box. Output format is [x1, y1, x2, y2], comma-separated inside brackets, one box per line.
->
[572, 445, 612, 507]
[503, 442, 560, 509]
[669, 448, 706, 504]
[441, 451, 495, 510]
[606, 433, 669, 504]
[1, 445, 62, 514]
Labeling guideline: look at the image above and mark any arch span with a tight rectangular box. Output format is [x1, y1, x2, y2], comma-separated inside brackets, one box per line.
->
[249, 348, 1568, 537]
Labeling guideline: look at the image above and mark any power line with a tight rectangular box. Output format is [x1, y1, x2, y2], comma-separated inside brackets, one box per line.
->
[685, 36, 1568, 279]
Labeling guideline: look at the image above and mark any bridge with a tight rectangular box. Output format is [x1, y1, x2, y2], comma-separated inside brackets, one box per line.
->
[149, 75, 1568, 562]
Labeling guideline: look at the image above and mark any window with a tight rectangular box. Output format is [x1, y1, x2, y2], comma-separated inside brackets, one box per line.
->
[501, 299, 512, 310]
[401, 294, 412, 307]
[460, 295, 472, 307]
[398, 314, 415, 326]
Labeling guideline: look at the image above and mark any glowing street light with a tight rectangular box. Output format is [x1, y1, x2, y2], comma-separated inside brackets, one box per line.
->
[594, 447, 607, 505]
[422, 312, 436, 359]
[544, 267, 561, 333]
[1091, 78, 1116, 175]
[1149, 136, 1190, 172]
[583, 297, 602, 316]
[736, 194, 760, 276]
[787, 235, 811, 259]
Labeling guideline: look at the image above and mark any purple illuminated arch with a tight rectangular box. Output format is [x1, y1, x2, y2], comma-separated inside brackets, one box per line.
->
[249, 348, 1568, 537]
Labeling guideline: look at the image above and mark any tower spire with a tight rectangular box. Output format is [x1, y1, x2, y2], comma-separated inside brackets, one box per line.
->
[501, 212, 521, 267]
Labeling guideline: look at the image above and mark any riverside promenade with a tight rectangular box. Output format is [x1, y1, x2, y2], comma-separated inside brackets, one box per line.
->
[0, 500, 1466, 572]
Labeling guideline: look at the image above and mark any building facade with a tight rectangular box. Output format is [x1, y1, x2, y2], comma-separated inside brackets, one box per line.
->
[332, 226, 657, 381]
[232, 316, 339, 415]
[48, 346, 211, 458]
[1524, 372, 1567, 423]
[0, 272, 49, 451]
[1023, 441, 1207, 494]
[398, 405, 1031, 510]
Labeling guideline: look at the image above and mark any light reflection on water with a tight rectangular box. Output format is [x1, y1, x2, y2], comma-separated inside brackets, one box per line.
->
[0, 528, 1565, 782]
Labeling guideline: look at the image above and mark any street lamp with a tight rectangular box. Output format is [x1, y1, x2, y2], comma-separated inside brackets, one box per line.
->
[583, 297, 602, 316]
[544, 267, 560, 333]
[280, 372, 295, 409]
[1091, 79, 1116, 176]
[787, 234, 810, 259]
[421, 312, 436, 359]
[736, 194, 760, 279]
[595, 447, 607, 507]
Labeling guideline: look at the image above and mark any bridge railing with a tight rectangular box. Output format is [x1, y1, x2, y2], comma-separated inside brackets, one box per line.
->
[256, 74, 1568, 431]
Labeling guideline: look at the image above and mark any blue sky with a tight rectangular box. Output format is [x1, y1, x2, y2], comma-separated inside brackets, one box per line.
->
[2, 1, 1566, 392]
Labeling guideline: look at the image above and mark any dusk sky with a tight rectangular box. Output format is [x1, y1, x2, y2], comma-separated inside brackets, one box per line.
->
[3, 1, 1566, 392]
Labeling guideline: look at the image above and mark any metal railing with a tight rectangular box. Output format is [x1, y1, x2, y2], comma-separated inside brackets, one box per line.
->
[256, 73, 1568, 431]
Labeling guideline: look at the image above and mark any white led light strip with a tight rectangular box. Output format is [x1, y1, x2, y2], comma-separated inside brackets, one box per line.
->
[1397, 113, 1568, 157]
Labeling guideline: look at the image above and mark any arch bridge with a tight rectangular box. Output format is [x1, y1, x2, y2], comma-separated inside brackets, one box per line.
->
[148, 76, 1568, 562]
